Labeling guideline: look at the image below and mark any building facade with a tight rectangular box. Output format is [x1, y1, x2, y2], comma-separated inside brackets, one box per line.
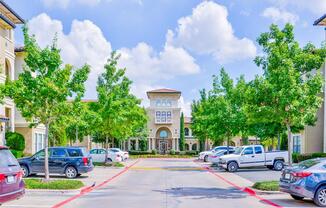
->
[0, 1, 24, 146]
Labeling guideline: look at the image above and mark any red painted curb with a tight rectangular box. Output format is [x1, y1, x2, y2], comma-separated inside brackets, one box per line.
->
[203, 166, 283, 208]
[52, 159, 141, 208]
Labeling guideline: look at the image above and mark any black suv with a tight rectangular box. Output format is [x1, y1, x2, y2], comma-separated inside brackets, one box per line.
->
[18, 147, 93, 178]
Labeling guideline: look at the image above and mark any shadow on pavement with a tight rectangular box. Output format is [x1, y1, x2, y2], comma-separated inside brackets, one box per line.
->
[263, 198, 316, 207]
[154, 187, 247, 199]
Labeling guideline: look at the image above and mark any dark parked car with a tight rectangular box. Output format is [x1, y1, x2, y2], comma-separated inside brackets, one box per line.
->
[0, 146, 25, 205]
[18, 147, 93, 179]
[280, 158, 326, 207]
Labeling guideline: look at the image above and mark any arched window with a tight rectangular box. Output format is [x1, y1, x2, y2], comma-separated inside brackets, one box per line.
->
[192, 144, 197, 151]
[185, 143, 189, 150]
[159, 130, 168, 139]
[184, 128, 189, 136]
[5, 60, 11, 80]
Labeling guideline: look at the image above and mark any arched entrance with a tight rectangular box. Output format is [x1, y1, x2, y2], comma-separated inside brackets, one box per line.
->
[155, 127, 172, 154]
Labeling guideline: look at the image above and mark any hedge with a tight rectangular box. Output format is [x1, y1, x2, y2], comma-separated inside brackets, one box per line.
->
[129, 150, 199, 156]
[292, 152, 326, 163]
[5, 132, 25, 151]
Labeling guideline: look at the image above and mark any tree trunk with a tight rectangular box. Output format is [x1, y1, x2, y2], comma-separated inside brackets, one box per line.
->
[44, 122, 50, 181]
[112, 138, 114, 148]
[227, 135, 230, 154]
[287, 124, 293, 166]
[277, 131, 281, 150]
[105, 136, 109, 163]
[75, 126, 78, 143]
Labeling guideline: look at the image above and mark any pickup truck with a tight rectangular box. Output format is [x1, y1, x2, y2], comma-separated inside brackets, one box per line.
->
[219, 145, 288, 172]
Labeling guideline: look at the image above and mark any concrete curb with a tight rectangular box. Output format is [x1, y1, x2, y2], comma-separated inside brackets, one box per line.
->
[250, 187, 283, 195]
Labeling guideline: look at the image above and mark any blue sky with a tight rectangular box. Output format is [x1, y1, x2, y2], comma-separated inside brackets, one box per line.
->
[7, 0, 326, 115]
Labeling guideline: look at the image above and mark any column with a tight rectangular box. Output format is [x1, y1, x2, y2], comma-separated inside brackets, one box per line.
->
[172, 138, 175, 150]
[148, 138, 151, 151]
[136, 138, 139, 150]
[176, 138, 179, 151]
[128, 139, 131, 150]
[152, 138, 156, 150]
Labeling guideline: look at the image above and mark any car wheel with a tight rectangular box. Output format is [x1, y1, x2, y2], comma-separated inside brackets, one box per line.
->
[65, 166, 78, 179]
[107, 158, 113, 163]
[267, 165, 273, 170]
[21, 165, 29, 178]
[314, 186, 326, 207]
[204, 155, 208, 162]
[273, 160, 284, 171]
[227, 162, 238, 172]
[291, 194, 304, 200]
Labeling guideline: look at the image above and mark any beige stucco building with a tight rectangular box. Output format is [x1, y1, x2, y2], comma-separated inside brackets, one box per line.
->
[0, 1, 46, 154]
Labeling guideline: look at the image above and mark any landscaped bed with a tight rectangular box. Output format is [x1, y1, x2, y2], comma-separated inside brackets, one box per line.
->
[24, 179, 84, 190]
[93, 162, 125, 167]
[129, 154, 195, 159]
[252, 181, 279, 191]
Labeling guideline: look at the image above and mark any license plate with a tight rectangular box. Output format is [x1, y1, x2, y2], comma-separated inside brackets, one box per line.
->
[284, 173, 291, 180]
[7, 176, 15, 184]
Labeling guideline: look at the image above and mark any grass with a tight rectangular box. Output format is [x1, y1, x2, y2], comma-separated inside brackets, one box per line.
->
[129, 154, 195, 159]
[24, 179, 84, 190]
[252, 181, 279, 191]
[93, 162, 125, 167]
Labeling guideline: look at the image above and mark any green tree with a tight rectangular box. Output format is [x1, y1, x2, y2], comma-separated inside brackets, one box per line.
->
[94, 52, 147, 162]
[179, 112, 185, 151]
[7, 26, 90, 180]
[251, 24, 326, 165]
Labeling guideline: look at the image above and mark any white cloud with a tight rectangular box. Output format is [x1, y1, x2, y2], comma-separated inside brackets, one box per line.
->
[42, 0, 102, 8]
[167, 1, 256, 63]
[28, 13, 112, 98]
[28, 13, 199, 105]
[271, 0, 326, 15]
[262, 7, 299, 24]
[179, 96, 192, 117]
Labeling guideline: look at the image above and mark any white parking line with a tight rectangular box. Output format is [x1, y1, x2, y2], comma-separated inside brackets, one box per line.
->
[2, 205, 51, 208]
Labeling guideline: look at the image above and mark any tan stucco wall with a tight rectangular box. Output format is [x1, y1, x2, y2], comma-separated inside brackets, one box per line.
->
[15, 127, 33, 155]
[303, 104, 324, 153]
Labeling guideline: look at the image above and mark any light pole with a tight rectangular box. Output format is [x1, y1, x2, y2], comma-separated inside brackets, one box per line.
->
[314, 14, 326, 152]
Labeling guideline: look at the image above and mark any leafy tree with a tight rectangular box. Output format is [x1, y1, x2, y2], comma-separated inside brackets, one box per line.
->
[94, 52, 147, 162]
[179, 112, 185, 151]
[7, 26, 90, 180]
[251, 24, 326, 165]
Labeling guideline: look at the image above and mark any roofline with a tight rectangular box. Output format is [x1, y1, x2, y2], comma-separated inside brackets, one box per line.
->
[0, 0, 25, 24]
[0, 13, 15, 28]
[313, 14, 326, 26]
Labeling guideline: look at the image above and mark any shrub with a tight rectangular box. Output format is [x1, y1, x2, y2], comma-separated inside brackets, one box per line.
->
[170, 150, 176, 155]
[185, 150, 198, 156]
[24, 179, 84, 190]
[253, 181, 279, 191]
[6, 132, 25, 151]
[129, 150, 151, 155]
[292, 152, 326, 163]
[151, 149, 157, 155]
[11, 150, 23, 158]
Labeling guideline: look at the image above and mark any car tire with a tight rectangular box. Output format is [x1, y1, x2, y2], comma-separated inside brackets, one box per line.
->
[273, 160, 284, 171]
[65, 166, 78, 179]
[267, 165, 273, 170]
[107, 158, 113, 163]
[314, 186, 326, 207]
[204, 155, 208, 162]
[227, 161, 238, 172]
[21, 165, 29, 178]
[291, 194, 304, 200]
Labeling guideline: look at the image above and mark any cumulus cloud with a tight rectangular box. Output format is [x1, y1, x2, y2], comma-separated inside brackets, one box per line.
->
[179, 96, 192, 117]
[262, 7, 299, 24]
[167, 1, 257, 63]
[28, 13, 199, 104]
[271, 0, 326, 15]
[42, 0, 142, 9]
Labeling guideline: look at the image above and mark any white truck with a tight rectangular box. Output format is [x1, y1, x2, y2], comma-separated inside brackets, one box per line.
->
[219, 145, 288, 172]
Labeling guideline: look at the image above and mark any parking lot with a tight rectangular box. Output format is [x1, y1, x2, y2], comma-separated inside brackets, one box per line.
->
[2, 158, 319, 208]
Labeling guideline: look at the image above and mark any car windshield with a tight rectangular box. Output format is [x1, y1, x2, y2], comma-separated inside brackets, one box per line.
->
[233, 147, 243, 155]
[295, 159, 324, 169]
[110, 148, 120, 152]
[214, 150, 226, 156]
[0, 149, 19, 168]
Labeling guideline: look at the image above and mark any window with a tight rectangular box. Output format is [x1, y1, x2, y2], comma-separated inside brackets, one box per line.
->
[159, 130, 168, 138]
[243, 147, 254, 155]
[98, 149, 106, 154]
[67, 149, 82, 157]
[0, 149, 19, 168]
[35, 133, 45, 152]
[90, 149, 97, 154]
[254, 146, 263, 154]
[34, 150, 45, 159]
[156, 100, 161, 107]
[185, 128, 189, 136]
[155, 111, 172, 123]
[293, 135, 301, 153]
[167, 100, 172, 107]
[162, 99, 167, 107]
[51, 149, 67, 157]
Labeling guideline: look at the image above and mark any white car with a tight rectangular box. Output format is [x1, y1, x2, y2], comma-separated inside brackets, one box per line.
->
[207, 149, 234, 165]
[219, 145, 289, 172]
[90, 148, 122, 162]
[109, 148, 129, 161]
[199, 146, 235, 162]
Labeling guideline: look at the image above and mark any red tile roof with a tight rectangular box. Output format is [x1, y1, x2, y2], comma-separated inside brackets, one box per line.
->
[147, 88, 181, 94]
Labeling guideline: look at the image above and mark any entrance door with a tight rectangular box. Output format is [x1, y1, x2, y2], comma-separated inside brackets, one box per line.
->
[159, 140, 168, 154]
